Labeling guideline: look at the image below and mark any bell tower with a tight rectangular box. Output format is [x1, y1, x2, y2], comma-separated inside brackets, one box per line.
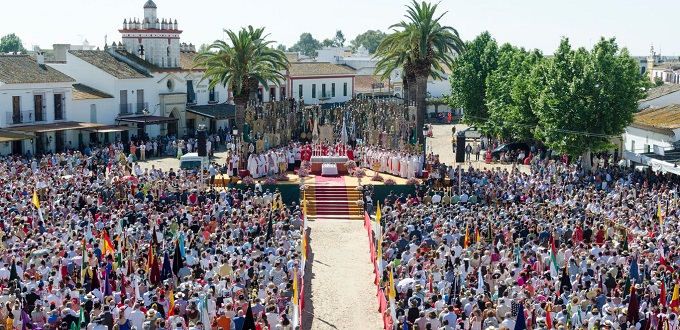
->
[119, 1, 183, 68]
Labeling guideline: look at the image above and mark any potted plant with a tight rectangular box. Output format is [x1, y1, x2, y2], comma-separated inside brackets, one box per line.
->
[242, 176, 255, 187]
[384, 178, 397, 186]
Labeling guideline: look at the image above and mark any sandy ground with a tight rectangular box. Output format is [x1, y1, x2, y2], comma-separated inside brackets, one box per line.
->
[302, 220, 384, 330]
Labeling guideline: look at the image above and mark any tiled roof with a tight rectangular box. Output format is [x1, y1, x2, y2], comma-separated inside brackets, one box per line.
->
[0, 55, 75, 84]
[113, 50, 160, 71]
[631, 104, 680, 135]
[640, 84, 680, 102]
[354, 75, 385, 92]
[288, 62, 355, 77]
[72, 83, 114, 100]
[69, 50, 152, 79]
[180, 52, 201, 71]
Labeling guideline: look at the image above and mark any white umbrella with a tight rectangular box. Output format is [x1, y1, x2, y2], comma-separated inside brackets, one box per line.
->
[397, 278, 415, 293]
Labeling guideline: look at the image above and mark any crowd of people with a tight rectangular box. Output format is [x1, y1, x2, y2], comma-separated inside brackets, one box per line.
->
[0, 145, 306, 330]
[375, 155, 680, 330]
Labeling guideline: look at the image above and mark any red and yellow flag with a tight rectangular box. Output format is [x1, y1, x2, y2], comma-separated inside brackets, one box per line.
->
[101, 230, 115, 256]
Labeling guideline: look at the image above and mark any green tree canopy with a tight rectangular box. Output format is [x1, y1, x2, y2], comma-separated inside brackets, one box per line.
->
[289, 33, 321, 56]
[532, 37, 648, 156]
[194, 26, 290, 106]
[350, 30, 387, 54]
[485, 44, 543, 141]
[333, 30, 346, 47]
[0, 33, 27, 54]
[449, 31, 498, 128]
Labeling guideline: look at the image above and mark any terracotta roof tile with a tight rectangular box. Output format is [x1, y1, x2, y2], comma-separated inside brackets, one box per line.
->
[354, 75, 385, 92]
[72, 83, 114, 100]
[288, 62, 355, 77]
[631, 104, 680, 135]
[0, 55, 75, 84]
[69, 50, 151, 79]
[180, 52, 200, 71]
[640, 84, 680, 102]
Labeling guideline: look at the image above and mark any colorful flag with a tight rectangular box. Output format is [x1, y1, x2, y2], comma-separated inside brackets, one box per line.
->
[242, 304, 257, 330]
[32, 191, 40, 209]
[375, 202, 381, 224]
[463, 222, 470, 249]
[389, 268, 396, 300]
[670, 281, 679, 313]
[549, 233, 559, 278]
[292, 269, 298, 306]
[629, 257, 639, 283]
[101, 230, 115, 256]
[81, 239, 87, 283]
[515, 301, 527, 330]
[662, 278, 667, 307]
[168, 289, 175, 316]
[301, 233, 308, 261]
[658, 200, 664, 225]
[546, 303, 553, 329]
[627, 285, 639, 324]
[147, 242, 155, 271]
[475, 227, 480, 244]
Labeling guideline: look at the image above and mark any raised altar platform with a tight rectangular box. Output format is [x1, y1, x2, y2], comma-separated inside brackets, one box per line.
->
[310, 155, 349, 175]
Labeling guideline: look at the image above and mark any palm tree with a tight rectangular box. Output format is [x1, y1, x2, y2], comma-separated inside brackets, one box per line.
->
[194, 26, 290, 106]
[375, 0, 464, 142]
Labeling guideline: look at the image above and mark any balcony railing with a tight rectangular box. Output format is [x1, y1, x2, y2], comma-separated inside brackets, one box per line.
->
[119, 103, 132, 115]
[136, 102, 148, 114]
[6, 110, 44, 125]
[209, 91, 219, 103]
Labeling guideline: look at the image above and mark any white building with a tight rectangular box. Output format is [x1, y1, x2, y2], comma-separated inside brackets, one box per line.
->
[47, 0, 234, 147]
[286, 62, 355, 105]
[0, 54, 97, 155]
[624, 104, 680, 175]
[639, 84, 680, 109]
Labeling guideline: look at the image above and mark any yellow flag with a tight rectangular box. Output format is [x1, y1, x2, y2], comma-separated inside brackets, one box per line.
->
[303, 194, 307, 220]
[169, 289, 175, 310]
[658, 200, 664, 224]
[376, 202, 381, 224]
[389, 268, 396, 299]
[292, 269, 298, 306]
[32, 191, 40, 209]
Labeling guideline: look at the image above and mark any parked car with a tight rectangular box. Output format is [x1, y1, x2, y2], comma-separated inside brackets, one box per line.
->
[491, 142, 530, 161]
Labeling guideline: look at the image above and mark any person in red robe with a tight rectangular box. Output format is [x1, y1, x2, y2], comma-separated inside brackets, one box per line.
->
[347, 148, 354, 160]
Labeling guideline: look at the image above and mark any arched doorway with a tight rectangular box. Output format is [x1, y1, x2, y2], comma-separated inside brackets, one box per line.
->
[167, 109, 179, 138]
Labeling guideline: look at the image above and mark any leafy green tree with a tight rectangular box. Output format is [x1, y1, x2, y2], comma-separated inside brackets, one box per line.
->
[532, 37, 648, 156]
[485, 44, 543, 140]
[194, 26, 290, 106]
[449, 31, 498, 128]
[0, 33, 27, 54]
[276, 44, 287, 52]
[350, 30, 387, 54]
[333, 30, 346, 47]
[375, 0, 464, 143]
[197, 43, 211, 53]
[322, 39, 335, 47]
[288, 33, 321, 56]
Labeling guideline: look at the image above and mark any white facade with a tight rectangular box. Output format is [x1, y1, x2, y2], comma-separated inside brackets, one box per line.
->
[289, 77, 354, 104]
[0, 82, 74, 155]
[624, 125, 675, 154]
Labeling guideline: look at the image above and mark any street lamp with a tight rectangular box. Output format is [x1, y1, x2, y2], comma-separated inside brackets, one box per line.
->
[422, 125, 429, 154]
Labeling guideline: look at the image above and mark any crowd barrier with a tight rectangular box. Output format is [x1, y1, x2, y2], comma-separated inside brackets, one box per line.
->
[363, 211, 393, 330]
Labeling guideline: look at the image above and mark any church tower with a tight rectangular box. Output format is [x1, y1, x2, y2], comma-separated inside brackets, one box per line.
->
[119, 0, 183, 68]
[647, 45, 656, 71]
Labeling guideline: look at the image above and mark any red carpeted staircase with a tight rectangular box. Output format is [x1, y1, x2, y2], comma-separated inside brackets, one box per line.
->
[303, 180, 364, 221]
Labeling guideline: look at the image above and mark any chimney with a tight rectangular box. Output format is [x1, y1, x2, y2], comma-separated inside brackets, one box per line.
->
[37, 51, 45, 65]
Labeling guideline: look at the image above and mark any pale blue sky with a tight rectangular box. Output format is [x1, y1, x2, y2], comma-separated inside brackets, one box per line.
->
[3, 0, 677, 56]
